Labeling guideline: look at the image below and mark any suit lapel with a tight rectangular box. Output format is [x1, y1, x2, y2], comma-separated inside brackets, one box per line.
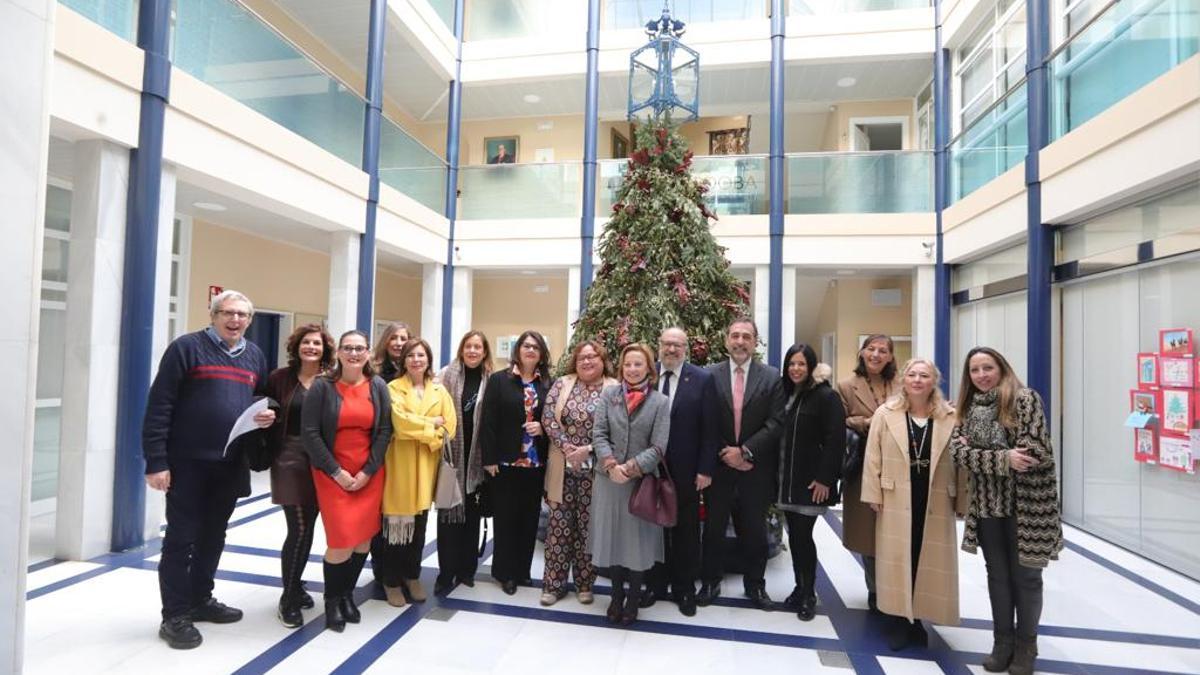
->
[852, 377, 878, 411]
[714, 361, 734, 412]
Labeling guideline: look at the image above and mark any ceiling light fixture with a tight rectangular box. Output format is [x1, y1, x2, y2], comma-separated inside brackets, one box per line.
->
[192, 201, 227, 212]
[836, 77, 857, 88]
[523, 93, 541, 103]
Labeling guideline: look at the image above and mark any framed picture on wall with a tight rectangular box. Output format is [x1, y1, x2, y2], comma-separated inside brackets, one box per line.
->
[485, 136, 519, 164]
[1160, 388, 1193, 437]
[1159, 328, 1193, 356]
[1133, 427, 1158, 463]
[1159, 356, 1194, 387]
[1136, 353, 1159, 387]
[611, 128, 629, 159]
[1130, 389, 1159, 417]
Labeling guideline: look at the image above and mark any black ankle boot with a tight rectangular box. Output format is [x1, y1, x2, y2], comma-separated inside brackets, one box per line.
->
[622, 586, 641, 626]
[278, 594, 304, 629]
[982, 633, 1014, 672]
[323, 559, 348, 632]
[887, 617, 912, 651]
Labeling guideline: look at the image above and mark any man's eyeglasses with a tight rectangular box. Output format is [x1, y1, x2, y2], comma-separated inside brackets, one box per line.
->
[215, 310, 250, 321]
[340, 345, 368, 354]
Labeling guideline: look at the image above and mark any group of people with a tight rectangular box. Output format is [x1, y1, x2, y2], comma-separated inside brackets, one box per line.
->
[144, 290, 1062, 675]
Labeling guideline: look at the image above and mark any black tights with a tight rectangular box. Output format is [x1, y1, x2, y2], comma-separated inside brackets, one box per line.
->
[784, 512, 818, 597]
[280, 505, 318, 600]
[609, 566, 645, 603]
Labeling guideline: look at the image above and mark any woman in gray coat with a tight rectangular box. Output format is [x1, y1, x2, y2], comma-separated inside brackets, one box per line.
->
[589, 343, 671, 626]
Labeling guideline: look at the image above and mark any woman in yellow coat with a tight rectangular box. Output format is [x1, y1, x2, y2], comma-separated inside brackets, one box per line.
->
[861, 358, 966, 651]
[381, 338, 457, 607]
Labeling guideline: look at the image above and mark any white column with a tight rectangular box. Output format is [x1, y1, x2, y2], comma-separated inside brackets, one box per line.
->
[55, 141, 128, 560]
[327, 232, 360, 338]
[567, 266, 581, 344]
[753, 265, 771, 356]
[780, 266, 797, 364]
[913, 265, 936, 361]
[143, 164, 177, 541]
[449, 266, 473, 347]
[0, 0, 54, 668]
[421, 263, 445, 361]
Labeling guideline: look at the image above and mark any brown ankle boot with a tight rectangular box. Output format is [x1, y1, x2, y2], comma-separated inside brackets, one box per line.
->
[1007, 638, 1037, 675]
[404, 578, 427, 602]
[982, 634, 1014, 672]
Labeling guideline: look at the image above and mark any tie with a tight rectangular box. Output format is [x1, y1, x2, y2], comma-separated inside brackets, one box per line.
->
[733, 365, 745, 441]
[661, 371, 673, 399]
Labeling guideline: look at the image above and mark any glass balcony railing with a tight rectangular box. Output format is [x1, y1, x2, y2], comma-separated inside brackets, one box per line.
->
[173, 0, 365, 168]
[1049, 0, 1199, 140]
[59, 0, 137, 41]
[458, 162, 582, 219]
[603, 0, 766, 29]
[788, 0, 929, 14]
[598, 155, 768, 216]
[379, 117, 447, 216]
[426, 0, 456, 31]
[949, 83, 1028, 203]
[786, 151, 932, 213]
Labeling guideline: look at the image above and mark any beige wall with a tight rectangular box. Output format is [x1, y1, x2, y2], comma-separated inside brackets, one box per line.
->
[472, 275, 568, 370]
[459, 114, 585, 165]
[374, 269, 423, 338]
[187, 220, 331, 331]
[814, 280, 839, 366]
[821, 99, 916, 151]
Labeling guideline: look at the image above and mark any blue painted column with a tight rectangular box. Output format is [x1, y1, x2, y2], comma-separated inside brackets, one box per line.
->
[112, 0, 172, 550]
[356, 0, 388, 332]
[439, 0, 466, 366]
[579, 0, 601, 307]
[933, 1, 952, 394]
[1025, 0, 1052, 407]
[767, 0, 785, 368]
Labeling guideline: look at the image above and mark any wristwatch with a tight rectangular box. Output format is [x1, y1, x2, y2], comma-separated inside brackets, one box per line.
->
[740, 446, 754, 463]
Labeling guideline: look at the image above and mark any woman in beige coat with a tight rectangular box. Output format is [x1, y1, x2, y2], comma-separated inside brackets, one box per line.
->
[836, 334, 899, 613]
[861, 358, 966, 651]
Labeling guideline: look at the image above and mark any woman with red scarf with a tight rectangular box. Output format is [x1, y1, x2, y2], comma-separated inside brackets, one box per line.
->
[589, 343, 672, 626]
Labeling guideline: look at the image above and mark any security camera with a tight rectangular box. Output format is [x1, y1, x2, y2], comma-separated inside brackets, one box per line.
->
[921, 241, 934, 258]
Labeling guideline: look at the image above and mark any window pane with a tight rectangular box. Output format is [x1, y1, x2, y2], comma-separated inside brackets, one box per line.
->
[32, 406, 61, 502]
[1000, 5, 1026, 65]
[961, 50, 995, 105]
[41, 237, 69, 284]
[36, 307, 67, 399]
[45, 185, 71, 233]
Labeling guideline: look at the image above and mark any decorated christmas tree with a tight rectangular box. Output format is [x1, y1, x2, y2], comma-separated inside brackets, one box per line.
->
[561, 117, 750, 372]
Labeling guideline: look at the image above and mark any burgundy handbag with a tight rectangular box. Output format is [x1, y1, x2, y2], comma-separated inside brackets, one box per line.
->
[629, 462, 678, 527]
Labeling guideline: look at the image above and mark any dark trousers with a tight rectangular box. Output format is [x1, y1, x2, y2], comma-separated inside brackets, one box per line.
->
[436, 493, 483, 583]
[784, 512, 818, 596]
[158, 458, 244, 620]
[380, 511, 429, 586]
[490, 465, 544, 583]
[649, 476, 701, 597]
[701, 464, 770, 591]
[978, 516, 1044, 640]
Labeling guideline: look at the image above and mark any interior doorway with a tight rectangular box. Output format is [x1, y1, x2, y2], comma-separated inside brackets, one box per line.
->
[848, 116, 909, 151]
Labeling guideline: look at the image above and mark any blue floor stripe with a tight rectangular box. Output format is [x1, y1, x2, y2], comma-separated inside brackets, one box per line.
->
[957, 617, 1200, 649]
[1061, 539, 1200, 615]
[26, 565, 119, 600]
[330, 570, 442, 675]
[236, 493, 272, 509]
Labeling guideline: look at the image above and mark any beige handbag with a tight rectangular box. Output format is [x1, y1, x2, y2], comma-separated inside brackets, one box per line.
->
[434, 430, 463, 509]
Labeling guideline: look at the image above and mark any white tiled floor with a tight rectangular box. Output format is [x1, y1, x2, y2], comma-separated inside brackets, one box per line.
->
[22, 474, 1200, 674]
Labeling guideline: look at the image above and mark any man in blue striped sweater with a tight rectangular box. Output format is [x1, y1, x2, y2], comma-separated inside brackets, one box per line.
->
[143, 290, 275, 649]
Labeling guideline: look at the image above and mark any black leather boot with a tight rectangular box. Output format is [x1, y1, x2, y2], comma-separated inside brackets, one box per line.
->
[982, 633, 1014, 672]
[1007, 637, 1037, 675]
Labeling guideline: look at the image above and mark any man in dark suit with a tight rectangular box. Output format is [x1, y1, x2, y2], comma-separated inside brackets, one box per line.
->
[644, 327, 720, 616]
[698, 317, 784, 610]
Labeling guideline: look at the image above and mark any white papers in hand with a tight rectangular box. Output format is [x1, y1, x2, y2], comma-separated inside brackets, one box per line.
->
[224, 397, 270, 456]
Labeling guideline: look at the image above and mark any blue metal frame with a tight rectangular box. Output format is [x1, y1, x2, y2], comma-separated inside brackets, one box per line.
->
[1025, 0, 1052, 408]
[767, 0, 784, 368]
[627, 5, 699, 123]
[356, 0, 388, 333]
[112, 0, 172, 551]
[933, 1, 952, 394]
[580, 0, 601, 304]
[440, 0, 466, 366]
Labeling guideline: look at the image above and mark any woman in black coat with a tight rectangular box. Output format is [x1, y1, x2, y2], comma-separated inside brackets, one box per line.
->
[478, 330, 553, 595]
[777, 343, 846, 621]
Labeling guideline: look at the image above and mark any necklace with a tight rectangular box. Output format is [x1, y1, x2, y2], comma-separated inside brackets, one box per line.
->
[907, 413, 931, 469]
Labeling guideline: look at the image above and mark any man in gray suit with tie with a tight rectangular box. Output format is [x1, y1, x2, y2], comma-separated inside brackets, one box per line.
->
[697, 317, 785, 611]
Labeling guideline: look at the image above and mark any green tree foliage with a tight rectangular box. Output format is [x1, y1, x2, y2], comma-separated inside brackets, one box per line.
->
[560, 117, 750, 373]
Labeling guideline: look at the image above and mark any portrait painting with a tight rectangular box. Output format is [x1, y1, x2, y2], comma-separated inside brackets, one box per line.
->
[485, 136, 519, 164]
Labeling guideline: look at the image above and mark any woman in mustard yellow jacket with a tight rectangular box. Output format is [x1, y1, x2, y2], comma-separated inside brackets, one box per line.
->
[381, 338, 457, 607]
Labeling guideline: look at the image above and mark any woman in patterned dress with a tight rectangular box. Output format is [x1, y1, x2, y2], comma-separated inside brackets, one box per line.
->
[539, 340, 617, 606]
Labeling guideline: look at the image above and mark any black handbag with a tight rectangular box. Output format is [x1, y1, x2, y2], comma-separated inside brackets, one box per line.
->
[238, 432, 272, 472]
[842, 428, 864, 481]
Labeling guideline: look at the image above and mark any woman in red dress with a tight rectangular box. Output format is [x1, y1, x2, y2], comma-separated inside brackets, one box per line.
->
[302, 330, 393, 632]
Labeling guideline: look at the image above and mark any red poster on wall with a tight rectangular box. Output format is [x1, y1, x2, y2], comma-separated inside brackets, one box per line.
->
[208, 285, 223, 304]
